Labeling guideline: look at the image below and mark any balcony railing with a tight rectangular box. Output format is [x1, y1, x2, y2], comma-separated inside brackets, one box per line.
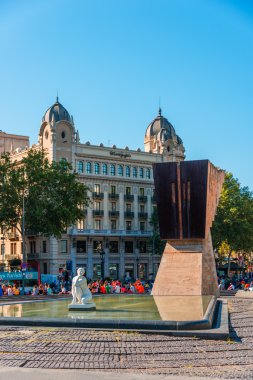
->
[92, 210, 104, 217]
[138, 196, 147, 203]
[124, 211, 134, 218]
[75, 229, 152, 236]
[109, 211, 119, 218]
[138, 212, 148, 219]
[108, 193, 119, 200]
[7, 233, 19, 240]
[92, 192, 104, 200]
[124, 194, 134, 201]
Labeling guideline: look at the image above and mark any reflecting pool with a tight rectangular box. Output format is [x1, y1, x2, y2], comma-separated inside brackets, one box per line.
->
[0, 294, 213, 321]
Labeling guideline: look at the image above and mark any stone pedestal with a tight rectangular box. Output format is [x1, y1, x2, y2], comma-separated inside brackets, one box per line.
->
[152, 234, 218, 296]
[68, 302, 96, 311]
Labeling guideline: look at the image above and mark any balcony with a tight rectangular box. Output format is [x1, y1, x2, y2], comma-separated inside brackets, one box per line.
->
[92, 210, 104, 217]
[92, 192, 104, 200]
[124, 194, 134, 201]
[108, 193, 119, 200]
[124, 211, 134, 219]
[7, 233, 19, 240]
[138, 196, 147, 203]
[75, 229, 153, 237]
[138, 212, 148, 219]
[109, 211, 119, 218]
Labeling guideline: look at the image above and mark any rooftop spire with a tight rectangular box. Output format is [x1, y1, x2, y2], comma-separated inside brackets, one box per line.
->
[158, 107, 162, 116]
[56, 91, 59, 103]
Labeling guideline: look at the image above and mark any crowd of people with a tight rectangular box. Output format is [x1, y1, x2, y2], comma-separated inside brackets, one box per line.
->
[0, 278, 153, 297]
[218, 275, 253, 291]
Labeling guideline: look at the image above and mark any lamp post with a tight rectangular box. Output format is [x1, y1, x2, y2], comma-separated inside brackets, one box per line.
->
[21, 193, 27, 295]
[99, 250, 105, 279]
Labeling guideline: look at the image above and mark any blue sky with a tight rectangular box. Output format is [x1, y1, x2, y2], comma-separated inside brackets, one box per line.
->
[0, 0, 253, 190]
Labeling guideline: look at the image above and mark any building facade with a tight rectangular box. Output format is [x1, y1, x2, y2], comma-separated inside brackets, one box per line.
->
[0, 99, 185, 281]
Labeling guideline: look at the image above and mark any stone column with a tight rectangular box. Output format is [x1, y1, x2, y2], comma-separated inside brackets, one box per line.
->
[49, 237, 58, 275]
[119, 237, 125, 280]
[86, 239, 93, 280]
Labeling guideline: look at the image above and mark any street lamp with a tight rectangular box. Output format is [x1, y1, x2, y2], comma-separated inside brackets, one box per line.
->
[99, 250, 105, 279]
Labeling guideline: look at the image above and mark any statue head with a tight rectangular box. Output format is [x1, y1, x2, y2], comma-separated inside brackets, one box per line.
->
[77, 267, 85, 276]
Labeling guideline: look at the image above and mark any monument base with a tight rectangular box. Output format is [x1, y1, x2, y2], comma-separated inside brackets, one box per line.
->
[152, 235, 218, 296]
[68, 302, 96, 311]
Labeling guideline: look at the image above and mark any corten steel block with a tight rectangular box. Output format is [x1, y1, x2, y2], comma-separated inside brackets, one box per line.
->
[153, 160, 225, 240]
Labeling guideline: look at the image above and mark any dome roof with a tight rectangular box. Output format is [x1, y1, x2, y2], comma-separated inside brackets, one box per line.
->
[145, 108, 183, 144]
[42, 97, 71, 124]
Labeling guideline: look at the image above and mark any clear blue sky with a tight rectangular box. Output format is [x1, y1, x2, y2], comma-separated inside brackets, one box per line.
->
[1, 0, 253, 190]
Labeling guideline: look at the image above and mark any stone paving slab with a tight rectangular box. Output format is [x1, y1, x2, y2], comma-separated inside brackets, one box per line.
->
[0, 298, 251, 378]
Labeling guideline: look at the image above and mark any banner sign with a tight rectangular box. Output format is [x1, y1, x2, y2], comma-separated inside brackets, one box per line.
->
[0, 271, 38, 281]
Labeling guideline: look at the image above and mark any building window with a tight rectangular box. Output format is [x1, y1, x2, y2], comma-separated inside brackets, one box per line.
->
[86, 162, 92, 174]
[109, 264, 119, 280]
[126, 186, 131, 195]
[126, 203, 131, 212]
[93, 264, 102, 279]
[125, 241, 133, 253]
[93, 240, 103, 252]
[77, 219, 85, 230]
[94, 163, 100, 174]
[30, 241, 36, 254]
[102, 163, 108, 175]
[111, 202, 116, 211]
[146, 168, 151, 179]
[140, 221, 145, 231]
[94, 184, 100, 194]
[109, 241, 118, 253]
[1, 244, 5, 256]
[94, 219, 101, 230]
[110, 164, 116, 176]
[111, 220, 117, 230]
[139, 187, 144, 196]
[43, 262, 48, 274]
[60, 240, 68, 253]
[111, 185, 116, 194]
[125, 166, 130, 177]
[42, 240, 47, 253]
[133, 167, 137, 178]
[140, 205, 145, 213]
[139, 241, 147, 253]
[139, 167, 144, 178]
[11, 243, 17, 256]
[118, 165, 123, 176]
[126, 221, 132, 231]
[77, 161, 84, 174]
[94, 201, 101, 211]
[77, 240, 86, 253]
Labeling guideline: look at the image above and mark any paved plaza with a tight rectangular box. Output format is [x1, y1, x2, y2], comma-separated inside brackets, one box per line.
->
[0, 296, 252, 379]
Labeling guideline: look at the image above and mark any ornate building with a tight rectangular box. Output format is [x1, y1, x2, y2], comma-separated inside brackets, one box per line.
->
[0, 99, 185, 280]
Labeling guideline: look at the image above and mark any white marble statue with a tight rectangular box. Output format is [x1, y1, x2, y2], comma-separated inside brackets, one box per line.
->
[71, 267, 92, 305]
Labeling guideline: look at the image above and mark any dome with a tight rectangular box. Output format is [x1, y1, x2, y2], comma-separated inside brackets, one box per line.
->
[42, 97, 71, 124]
[145, 108, 183, 145]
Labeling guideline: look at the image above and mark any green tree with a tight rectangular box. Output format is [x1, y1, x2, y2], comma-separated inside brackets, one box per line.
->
[149, 208, 166, 256]
[212, 172, 253, 273]
[0, 149, 90, 239]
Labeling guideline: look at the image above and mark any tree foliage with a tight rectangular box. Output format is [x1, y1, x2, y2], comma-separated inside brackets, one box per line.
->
[212, 172, 253, 261]
[149, 208, 166, 255]
[0, 149, 90, 238]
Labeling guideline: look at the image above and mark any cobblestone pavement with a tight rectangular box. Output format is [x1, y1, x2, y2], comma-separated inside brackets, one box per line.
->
[0, 297, 252, 379]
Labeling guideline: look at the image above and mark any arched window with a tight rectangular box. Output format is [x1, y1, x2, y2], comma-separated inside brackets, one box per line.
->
[146, 168, 151, 179]
[133, 167, 137, 178]
[110, 164, 116, 176]
[118, 165, 123, 176]
[94, 163, 100, 174]
[102, 163, 108, 175]
[126, 166, 131, 177]
[86, 162, 92, 174]
[139, 167, 144, 178]
[77, 161, 83, 174]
